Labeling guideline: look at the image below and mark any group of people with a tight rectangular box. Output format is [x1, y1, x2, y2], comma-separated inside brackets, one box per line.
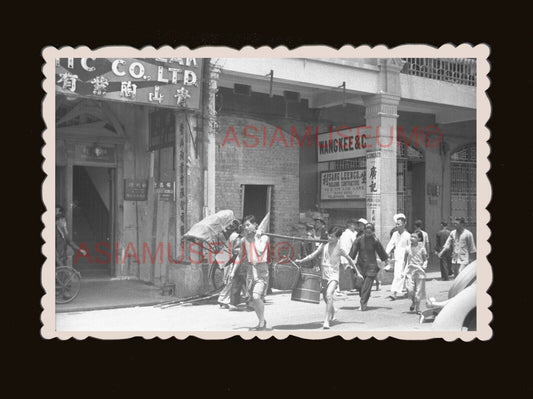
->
[215, 215, 271, 331]
[215, 211, 477, 331]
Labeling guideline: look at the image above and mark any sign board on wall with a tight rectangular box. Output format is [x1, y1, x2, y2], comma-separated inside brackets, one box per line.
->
[155, 181, 175, 201]
[366, 150, 381, 195]
[124, 179, 148, 201]
[320, 169, 366, 200]
[56, 58, 203, 110]
[75, 144, 116, 164]
[317, 128, 368, 162]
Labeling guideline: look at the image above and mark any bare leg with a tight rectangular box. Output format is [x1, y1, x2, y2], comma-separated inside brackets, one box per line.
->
[324, 281, 338, 328]
[253, 294, 265, 325]
[251, 280, 266, 329]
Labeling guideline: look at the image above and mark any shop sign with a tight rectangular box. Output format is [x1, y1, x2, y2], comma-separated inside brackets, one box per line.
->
[366, 194, 380, 226]
[154, 181, 175, 201]
[56, 58, 203, 110]
[124, 179, 148, 201]
[75, 144, 116, 164]
[366, 150, 381, 195]
[320, 169, 366, 200]
[317, 128, 367, 162]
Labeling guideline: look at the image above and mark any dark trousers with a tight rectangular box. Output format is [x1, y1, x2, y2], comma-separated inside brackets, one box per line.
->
[440, 255, 452, 280]
[230, 273, 247, 306]
[359, 275, 376, 306]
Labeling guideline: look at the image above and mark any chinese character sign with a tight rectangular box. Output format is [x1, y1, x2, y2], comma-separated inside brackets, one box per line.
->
[366, 151, 381, 195]
[56, 58, 203, 110]
[124, 179, 148, 201]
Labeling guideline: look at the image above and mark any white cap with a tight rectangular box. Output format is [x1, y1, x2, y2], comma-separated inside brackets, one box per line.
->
[357, 218, 368, 225]
[393, 213, 406, 223]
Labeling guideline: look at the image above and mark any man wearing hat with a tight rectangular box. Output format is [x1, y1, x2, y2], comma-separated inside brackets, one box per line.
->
[312, 217, 328, 248]
[437, 217, 476, 277]
[385, 213, 411, 300]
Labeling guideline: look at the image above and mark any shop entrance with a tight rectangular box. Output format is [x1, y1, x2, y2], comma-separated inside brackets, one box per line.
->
[242, 185, 272, 223]
[71, 165, 114, 277]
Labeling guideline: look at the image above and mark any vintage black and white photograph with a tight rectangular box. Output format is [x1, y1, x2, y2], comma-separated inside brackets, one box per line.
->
[42, 45, 491, 339]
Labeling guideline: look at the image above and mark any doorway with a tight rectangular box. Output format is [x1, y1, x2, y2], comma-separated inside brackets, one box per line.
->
[242, 185, 272, 223]
[72, 165, 114, 277]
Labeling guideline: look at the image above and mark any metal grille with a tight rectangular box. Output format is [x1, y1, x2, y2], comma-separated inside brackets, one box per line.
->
[401, 58, 476, 86]
[451, 144, 476, 230]
[397, 158, 407, 215]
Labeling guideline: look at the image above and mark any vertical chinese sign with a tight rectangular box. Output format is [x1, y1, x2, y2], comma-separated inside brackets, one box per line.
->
[366, 150, 381, 226]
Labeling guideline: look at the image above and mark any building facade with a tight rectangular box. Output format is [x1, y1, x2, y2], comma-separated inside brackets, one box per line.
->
[55, 57, 476, 298]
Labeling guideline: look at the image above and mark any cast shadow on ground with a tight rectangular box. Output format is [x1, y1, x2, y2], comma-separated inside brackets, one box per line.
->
[339, 306, 393, 311]
[271, 320, 365, 330]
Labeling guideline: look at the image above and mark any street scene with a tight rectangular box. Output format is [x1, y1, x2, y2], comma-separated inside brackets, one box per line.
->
[46, 47, 486, 337]
[56, 270, 456, 332]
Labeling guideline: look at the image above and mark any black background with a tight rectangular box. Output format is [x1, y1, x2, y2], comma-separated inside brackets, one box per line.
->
[13, 11, 530, 397]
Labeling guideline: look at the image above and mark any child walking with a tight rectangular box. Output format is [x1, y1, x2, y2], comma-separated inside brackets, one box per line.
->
[403, 231, 428, 314]
[295, 226, 360, 329]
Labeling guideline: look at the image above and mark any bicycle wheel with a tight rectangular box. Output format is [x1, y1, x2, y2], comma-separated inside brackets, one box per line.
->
[56, 267, 81, 304]
[209, 261, 225, 291]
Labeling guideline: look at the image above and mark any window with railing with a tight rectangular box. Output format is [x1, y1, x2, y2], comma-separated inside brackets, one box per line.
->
[450, 144, 476, 232]
[401, 58, 476, 86]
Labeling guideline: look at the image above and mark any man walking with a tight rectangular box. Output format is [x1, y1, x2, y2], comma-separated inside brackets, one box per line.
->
[435, 221, 452, 280]
[437, 217, 476, 277]
[338, 218, 359, 294]
[349, 223, 389, 311]
[385, 213, 411, 300]
[238, 215, 270, 331]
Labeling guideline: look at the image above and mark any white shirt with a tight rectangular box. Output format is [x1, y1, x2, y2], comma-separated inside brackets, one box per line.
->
[338, 228, 357, 265]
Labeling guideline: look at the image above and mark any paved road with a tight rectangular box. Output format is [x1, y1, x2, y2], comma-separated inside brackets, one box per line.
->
[56, 272, 452, 332]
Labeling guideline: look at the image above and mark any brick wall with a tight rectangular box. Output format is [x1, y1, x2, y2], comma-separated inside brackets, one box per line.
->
[216, 114, 300, 236]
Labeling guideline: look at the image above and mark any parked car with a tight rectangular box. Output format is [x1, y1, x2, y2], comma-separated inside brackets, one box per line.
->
[423, 261, 477, 331]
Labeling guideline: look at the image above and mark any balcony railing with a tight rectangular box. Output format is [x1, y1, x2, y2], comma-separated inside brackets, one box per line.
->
[401, 58, 476, 86]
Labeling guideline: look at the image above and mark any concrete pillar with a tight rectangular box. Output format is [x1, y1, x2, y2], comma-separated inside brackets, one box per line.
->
[205, 61, 221, 217]
[363, 93, 400, 245]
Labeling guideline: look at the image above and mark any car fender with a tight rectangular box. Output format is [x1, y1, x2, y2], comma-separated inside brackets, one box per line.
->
[433, 283, 477, 331]
[448, 261, 476, 299]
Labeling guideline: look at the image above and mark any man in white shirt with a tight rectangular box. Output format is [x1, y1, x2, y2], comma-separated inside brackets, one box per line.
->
[339, 218, 359, 276]
[437, 217, 476, 277]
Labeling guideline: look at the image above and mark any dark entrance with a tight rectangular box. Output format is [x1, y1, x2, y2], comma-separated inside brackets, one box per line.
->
[242, 185, 272, 223]
[72, 165, 114, 277]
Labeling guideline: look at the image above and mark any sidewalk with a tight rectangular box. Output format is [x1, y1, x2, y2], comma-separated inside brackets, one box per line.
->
[56, 278, 174, 313]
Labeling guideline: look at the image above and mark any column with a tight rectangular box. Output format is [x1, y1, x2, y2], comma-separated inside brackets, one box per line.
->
[205, 61, 221, 217]
[363, 93, 400, 245]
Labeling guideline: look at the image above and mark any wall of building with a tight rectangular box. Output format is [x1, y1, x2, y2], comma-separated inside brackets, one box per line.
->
[215, 114, 300, 237]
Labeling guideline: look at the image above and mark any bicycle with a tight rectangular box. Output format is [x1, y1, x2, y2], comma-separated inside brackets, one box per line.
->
[55, 266, 82, 304]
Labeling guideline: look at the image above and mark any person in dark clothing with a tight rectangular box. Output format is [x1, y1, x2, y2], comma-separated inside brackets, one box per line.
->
[56, 205, 86, 266]
[435, 221, 453, 280]
[299, 224, 316, 259]
[349, 223, 389, 311]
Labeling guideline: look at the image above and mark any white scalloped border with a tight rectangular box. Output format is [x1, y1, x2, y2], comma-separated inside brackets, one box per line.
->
[41, 44, 491, 341]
